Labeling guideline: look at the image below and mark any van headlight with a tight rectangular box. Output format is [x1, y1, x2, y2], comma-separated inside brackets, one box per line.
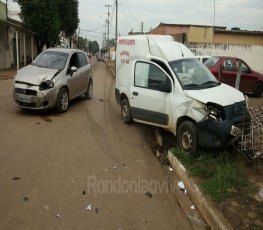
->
[39, 80, 54, 91]
[206, 103, 225, 121]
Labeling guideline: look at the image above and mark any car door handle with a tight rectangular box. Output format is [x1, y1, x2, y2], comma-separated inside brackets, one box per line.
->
[133, 91, 138, 96]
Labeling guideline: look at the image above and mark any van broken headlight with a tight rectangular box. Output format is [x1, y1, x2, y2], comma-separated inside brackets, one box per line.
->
[39, 80, 55, 91]
[206, 103, 225, 121]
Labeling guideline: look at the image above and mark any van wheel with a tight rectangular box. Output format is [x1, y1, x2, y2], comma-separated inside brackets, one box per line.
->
[177, 121, 198, 154]
[85, 80, 93, 100]
[121, 99, 132, 124]
[253, 82, 263, 98]
[55, 88, 69, 113]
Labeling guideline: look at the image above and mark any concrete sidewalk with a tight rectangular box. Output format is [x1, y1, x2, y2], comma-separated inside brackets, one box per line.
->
[0, 68, 17, 80]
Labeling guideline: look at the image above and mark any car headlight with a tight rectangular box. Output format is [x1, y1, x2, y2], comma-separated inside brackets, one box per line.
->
[206, 103, 225, 121]
[39, 80, 55, 91]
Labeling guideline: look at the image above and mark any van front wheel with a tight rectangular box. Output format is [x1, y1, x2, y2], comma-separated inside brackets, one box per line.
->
[121, 99, 132, 124]
[177, 121, 198, 154]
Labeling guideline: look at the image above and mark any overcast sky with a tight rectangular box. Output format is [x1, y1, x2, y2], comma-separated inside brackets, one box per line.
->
[4, 0, 263, 47]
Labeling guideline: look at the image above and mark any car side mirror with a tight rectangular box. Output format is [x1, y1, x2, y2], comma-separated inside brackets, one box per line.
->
[69, 66, 77, 76]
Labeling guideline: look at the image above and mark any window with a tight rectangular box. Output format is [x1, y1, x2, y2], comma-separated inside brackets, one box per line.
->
[223, 59, 234, 71]
[135, 62, 168, 91]
[77, 52, 88, 67]
[69, 53, 79, 68]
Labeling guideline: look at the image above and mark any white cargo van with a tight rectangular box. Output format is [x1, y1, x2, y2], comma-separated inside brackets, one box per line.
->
[115, 35, 246, 153]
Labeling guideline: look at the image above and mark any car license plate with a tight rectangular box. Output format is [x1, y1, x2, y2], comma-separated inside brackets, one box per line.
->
[19, 95, 37, 103]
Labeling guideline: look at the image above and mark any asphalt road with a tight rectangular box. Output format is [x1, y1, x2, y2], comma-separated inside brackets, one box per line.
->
[0, 60, 203, 230]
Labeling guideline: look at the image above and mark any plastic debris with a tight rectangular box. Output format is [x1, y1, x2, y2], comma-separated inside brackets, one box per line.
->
[178, 181, 185, 190]
[145, 191, 152, 198]
[56, 214, 60, 218]
[86, 205, 92, 211]
[190, 204, 196, 210]
[169, 167, 173, 172]
[113, 166, 117, 169]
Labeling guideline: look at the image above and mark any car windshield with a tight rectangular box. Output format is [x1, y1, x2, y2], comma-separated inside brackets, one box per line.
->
[32, 51, 69, 70]
[169, 58, 220, 90]
[204, 56, 220, 67]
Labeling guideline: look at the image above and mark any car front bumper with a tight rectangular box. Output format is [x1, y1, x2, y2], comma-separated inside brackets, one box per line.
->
[197, 119, 241, 149]
[13, 84, 58, 110]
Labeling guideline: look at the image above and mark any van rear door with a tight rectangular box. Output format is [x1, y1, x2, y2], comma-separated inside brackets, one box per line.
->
[130, 61, 172, 126]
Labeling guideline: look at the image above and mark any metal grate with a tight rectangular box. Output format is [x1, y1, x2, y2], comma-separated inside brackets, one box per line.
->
[236, 106, 263, 165]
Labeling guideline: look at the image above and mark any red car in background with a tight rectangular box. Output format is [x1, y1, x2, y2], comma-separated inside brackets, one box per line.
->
[204, 56, 263, 97]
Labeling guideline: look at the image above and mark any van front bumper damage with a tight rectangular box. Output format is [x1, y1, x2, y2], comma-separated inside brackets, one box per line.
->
[197, 119, 241, 149]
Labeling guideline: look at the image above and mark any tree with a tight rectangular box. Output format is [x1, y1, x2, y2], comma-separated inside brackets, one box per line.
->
[88, 41, 99, 54]
[77, 36, 89, 52]
[58, 0, 79, 37]
[17, 0, 79, 53]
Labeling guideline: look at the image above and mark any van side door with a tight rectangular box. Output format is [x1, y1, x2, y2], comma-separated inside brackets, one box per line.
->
[130, 61, 172, 126]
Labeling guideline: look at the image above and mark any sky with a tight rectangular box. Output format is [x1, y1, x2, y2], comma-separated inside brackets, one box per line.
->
[3, 0, 263, 48]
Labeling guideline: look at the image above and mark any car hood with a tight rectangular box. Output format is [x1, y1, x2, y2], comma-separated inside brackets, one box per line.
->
[184, 83, 245, 106]
[15, 65, 60, 85]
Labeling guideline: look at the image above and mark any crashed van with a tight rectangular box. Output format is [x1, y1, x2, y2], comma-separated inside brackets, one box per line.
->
[115, 35, 247, 153]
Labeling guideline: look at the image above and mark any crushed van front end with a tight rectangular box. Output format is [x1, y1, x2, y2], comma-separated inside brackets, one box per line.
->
[197, 100, 247, 149]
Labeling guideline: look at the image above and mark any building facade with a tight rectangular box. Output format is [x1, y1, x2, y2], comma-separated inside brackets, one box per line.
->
[0, 1, 37, 70]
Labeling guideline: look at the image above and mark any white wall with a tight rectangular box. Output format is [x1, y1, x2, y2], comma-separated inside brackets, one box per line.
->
[189, 43, 263, 74]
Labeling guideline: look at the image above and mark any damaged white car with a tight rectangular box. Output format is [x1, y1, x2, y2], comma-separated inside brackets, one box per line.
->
[13, 48, 93, 113]
[115, 35, 247, 153]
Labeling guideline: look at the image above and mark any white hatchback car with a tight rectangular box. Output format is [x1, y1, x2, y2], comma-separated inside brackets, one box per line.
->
[13, 48, 93, 113]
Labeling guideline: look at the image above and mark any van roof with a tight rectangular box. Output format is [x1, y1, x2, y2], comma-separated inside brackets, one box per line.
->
[118, 35, 194, 61]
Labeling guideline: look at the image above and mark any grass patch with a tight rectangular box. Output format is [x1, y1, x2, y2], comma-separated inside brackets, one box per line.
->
[173, 149, 255, 203]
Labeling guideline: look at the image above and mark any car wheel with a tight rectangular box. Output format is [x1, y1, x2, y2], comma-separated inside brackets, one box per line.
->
[177, 121, 198, 154]
[85, 80, 93, 100]
[253, 82, 263, 98]
[121, 99, 132, 124]
[55, 88, 69, 113]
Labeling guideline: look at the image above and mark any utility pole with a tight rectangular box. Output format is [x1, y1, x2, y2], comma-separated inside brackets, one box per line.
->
[115, 0, 118, 46]
[115, 0, 118, 71]
[6, 0, 8, 18]
[105, 4, 112, 59]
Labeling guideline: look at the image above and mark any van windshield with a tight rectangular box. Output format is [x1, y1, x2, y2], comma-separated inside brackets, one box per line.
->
[169, 58, 220, 89]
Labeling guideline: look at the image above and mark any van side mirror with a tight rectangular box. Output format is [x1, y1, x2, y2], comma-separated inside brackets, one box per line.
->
[160, 81, 171, 93]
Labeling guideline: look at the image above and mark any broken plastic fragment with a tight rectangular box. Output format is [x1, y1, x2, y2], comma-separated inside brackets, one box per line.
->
[56, 214, 60, 218]
[178, 181, 185, 190]
[190, 204, 196, 210]
[169, 167, 173, 172]
[86, 205, 92, 211]
[113, 166, 117, 169]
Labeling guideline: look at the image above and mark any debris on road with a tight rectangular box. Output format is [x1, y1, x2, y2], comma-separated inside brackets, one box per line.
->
[12, 177, 21, 180]
[82, 190, 86, 195]
[178, 181, 187, 194]
[56, 214, 60, 218]
[86, 204, 92, 211]
[190, 204, 196, 210]
[168, 166, 173, 172]
[44, 205, 50, 210]
[23, 197, 29, 201]
[145, 191, 153, 198]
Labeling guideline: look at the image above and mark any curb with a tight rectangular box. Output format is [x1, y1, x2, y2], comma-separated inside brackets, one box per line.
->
[104, 61, 115, 78]
[168, 150, 233, 230]
[0, 75, 15, 80]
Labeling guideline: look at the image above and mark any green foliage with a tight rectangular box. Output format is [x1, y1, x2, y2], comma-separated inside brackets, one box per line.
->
[173, 149, 256, 203]
[17, 0, 79, 52]
[77, 36, 89, 52]
[88, 41, 99, 54]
